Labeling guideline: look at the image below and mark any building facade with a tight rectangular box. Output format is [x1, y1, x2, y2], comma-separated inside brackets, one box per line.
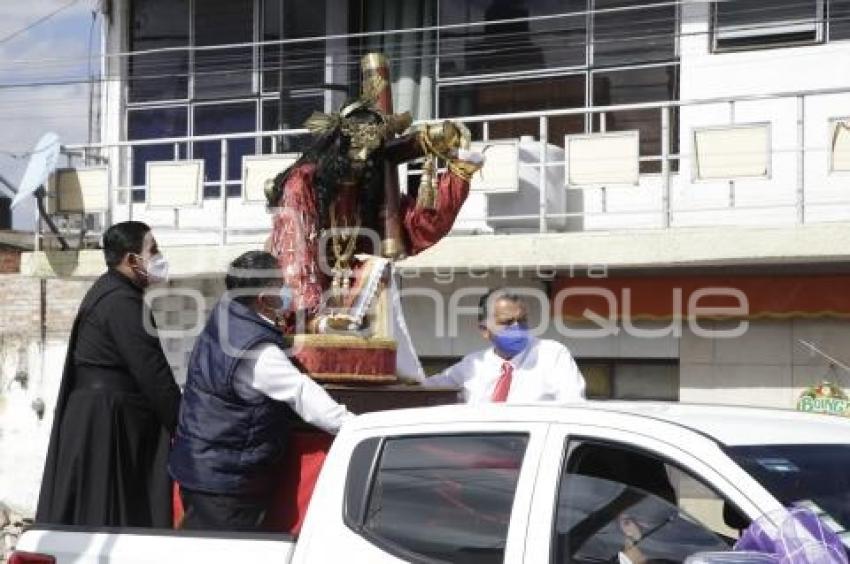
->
[24, 0, 850, 405]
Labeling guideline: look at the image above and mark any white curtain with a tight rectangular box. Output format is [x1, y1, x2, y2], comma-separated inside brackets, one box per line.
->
[366, 0, 436, 121]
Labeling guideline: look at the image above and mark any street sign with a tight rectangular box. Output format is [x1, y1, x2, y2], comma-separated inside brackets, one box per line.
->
[11, 132, 61, 209]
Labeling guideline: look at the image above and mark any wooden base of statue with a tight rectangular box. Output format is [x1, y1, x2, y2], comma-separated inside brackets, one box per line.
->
[289, 286, 399, 384]
[289, 334, 397, 384]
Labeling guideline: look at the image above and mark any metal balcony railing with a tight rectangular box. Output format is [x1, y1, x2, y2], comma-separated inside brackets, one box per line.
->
[52, 84, 850, 248]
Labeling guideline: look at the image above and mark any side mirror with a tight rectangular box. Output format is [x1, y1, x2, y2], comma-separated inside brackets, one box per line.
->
[686, 552, 775, 564]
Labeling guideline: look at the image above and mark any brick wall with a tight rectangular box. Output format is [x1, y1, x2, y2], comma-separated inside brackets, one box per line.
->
[0, 247, 21, 275]
[0, 276, 92, 341]
[0, 275, 40, 339]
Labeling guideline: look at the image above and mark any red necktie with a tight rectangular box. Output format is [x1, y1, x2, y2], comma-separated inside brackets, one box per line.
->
[491, 362, 513, 403]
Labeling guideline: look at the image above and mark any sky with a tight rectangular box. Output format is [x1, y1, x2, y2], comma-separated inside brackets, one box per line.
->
[0, 0, 100, 229]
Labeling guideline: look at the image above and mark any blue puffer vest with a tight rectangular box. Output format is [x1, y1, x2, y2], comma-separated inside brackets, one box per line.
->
[169, 298, 292, 496]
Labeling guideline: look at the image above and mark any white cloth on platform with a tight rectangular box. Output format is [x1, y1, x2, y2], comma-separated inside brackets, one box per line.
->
[389, 272, 427, 380]
[421, 338, 586, 404]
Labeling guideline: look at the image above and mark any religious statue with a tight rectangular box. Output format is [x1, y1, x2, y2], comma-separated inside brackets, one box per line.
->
[264, 53, 483, 383]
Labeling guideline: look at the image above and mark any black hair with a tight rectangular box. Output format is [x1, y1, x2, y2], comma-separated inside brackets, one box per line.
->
[267, 101, 384, 230]
[102, 221, 150, 267]
[225, 251, 282, 306]
[478, 288, 524, 325]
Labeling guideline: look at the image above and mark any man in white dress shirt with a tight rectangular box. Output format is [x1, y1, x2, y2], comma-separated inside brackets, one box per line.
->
[170, 251, 353, 531]
[421, 289, 586, 404]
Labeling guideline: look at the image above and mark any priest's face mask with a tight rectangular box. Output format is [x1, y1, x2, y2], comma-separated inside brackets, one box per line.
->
[129, 231, 169, 287]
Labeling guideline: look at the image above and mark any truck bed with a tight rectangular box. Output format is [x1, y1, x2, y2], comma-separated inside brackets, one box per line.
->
[14, 526, 295, 564]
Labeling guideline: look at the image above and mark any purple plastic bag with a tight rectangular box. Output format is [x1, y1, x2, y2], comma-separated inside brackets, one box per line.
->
[734, 507, 848, 564]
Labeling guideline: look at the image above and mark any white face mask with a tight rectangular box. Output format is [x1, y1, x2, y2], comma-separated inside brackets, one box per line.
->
[133, 253, 169, 284]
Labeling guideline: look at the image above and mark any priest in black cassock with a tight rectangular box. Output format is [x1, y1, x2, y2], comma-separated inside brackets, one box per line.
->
[36, 221, 181, 527]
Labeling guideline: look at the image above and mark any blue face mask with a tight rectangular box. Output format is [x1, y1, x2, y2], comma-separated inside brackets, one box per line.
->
[491, 323, 531, 359]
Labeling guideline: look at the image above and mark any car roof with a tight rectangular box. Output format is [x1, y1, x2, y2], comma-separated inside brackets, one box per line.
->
[350, 401, 850, 447]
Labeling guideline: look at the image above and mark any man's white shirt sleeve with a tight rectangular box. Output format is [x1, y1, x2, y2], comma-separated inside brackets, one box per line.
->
[233, 343, 353, 434]
[551, 343, 586, 402]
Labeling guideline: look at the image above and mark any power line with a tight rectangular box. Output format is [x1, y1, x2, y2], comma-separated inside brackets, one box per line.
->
[0, 0, 80, 46]
[0, 0, 843, 77]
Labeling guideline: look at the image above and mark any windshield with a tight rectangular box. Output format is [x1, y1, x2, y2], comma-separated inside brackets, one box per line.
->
[728, 444, 850, 532]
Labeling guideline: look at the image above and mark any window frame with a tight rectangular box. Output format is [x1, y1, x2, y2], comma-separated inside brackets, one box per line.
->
[711, 0, 826, 53]
[342, 430, 539, 564]
[518, 423, 770, 562]
[549, 435, 748, 564]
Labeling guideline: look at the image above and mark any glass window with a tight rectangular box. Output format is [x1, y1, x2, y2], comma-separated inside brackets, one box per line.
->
[576, 360, 679, 400]
[439, 0, 587, 78]
[127, 107, 188, 192]
[357, 433, 528, 563]
[439, 74, 586, 143]
[554, 440, 735, 563]
[728, 444, 850, 531]
[594, 1, 677, 67]
[193, 102, 257, 197]
[128, 0, 189, 102]
[593, 65, 679, 173]
[262, 0, 328, 92]
[614, 363, 679, 400]
[194, 0, 254, 100]
[262, 97, 319, 154]
[364, 0, 438, 120]
[830, 0, 850, 40]
[714, 0, 822, 51]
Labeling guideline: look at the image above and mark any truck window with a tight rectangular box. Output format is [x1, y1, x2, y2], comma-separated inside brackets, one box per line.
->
[553, 440, 735, 564]
[348, 433, 528, 564]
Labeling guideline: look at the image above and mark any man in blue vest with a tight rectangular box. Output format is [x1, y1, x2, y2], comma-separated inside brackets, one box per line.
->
[169, 251, 353, 531]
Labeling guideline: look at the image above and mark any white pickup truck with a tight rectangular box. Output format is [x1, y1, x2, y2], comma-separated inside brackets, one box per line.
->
[11, 402, 850, 563]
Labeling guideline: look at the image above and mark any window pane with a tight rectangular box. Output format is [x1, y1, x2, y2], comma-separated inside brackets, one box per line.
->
[593, 65, 679, 173]
[440, 0, 587, 77]
[364, 0, 437, 120]
[554, 441, 731, 563]
[193, 103, 257, 197]
[439, 74, 586, 143]
[262, 97, 318, 154]
[363, 434, 528, 563]
[715, 0, 820, 50]
[729, 444, 850, 531]
[594, 1, 676, 66]
[129, 0, 189, 102]
[717, 0, 818, 28]
[830, 0, 850, 40]
[576, 362, 613, 399]
[613, 363, 679, 400]
[127, 107, 188, 186]
[194, 0, 254, 100]
[262, 0, 327, 92]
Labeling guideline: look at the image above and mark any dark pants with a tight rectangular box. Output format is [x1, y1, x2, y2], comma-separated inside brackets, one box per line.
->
[180, 488, 268, 531]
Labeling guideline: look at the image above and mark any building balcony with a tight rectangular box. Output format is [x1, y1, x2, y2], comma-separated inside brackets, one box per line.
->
[20, 86, 850, 278]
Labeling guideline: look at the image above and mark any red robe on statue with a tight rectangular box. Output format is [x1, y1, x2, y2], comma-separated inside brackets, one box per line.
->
[269, 162, 471, 316]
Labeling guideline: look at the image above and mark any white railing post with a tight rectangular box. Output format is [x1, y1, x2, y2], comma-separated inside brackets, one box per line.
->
[796, 95, 806, 224]
[127, 147, 134, 222]
[539, 116, 548, 233]
[662, 105, 671, 228]
[220, 139, 228, 245]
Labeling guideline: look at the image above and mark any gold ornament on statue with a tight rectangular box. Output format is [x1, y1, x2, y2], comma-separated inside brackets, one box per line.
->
[416, 120, 476, 207]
